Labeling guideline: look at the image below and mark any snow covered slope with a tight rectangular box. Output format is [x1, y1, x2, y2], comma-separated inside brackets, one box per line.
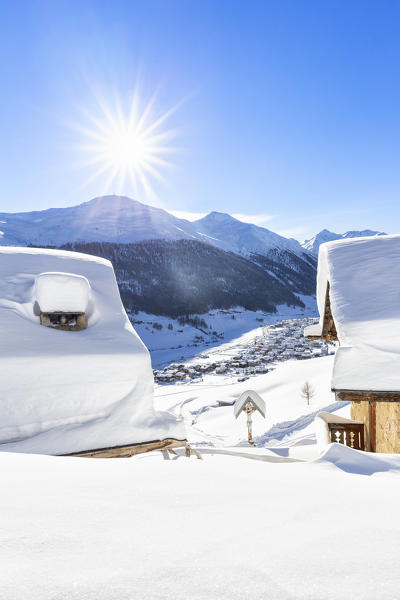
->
[0, 195, 201, 246]
[303, 228, 386, 255]
[155, 355, 337, 449]
[0, 196, 310, 260]
[192, 211, 317, 295]
[1, 350, 400, 598]
[194, 211, 307, 257]
[0, 247, 184, 454]
[2, 445, 400, 599]
[1, 319, 399, 598]
[0, 195, 318, 309]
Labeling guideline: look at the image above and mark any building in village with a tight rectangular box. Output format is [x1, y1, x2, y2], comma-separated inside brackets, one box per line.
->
[0, 247, 185, 456]
[305, 234, 400, 453]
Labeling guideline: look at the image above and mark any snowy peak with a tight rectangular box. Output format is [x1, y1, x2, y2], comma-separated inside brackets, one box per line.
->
[342, 229, 385, 239]
[0, 195, 201, 247]
[194, 211, 306, 258]
[197, 211, 237, 223]
[302, 230, 343, 254]
[0, 195, 318, 305]
[0, 196, 312, 264]
[0, 196, 317, 298]
[192, 212, 317, 296]
[302, 229, 387, 255]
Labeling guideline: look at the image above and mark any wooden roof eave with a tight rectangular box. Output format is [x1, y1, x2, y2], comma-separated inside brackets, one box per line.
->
[334, 389, 400, 402]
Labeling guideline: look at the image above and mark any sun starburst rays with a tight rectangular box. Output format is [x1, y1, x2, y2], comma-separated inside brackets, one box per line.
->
[76, 93, 180, 198]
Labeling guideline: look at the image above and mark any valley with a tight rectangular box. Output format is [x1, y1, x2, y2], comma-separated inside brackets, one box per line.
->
[151, 316, 335, 384]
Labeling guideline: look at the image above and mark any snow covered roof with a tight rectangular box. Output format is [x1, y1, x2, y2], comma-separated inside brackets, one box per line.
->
[35, 271, 91, 313]
[304, 235, 400, 391]
[234, 390, 266, 418]
[0, 247, 184, 454]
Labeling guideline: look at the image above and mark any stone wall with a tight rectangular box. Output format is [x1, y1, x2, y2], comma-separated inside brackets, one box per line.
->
[350, 400, 400, 453]
[375, 402, 400, 453]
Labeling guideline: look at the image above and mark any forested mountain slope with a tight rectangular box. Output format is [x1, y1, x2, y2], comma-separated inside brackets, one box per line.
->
[60, 240, 305, 317]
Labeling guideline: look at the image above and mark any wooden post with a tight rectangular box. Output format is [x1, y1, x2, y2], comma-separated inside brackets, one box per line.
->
[369, 401, 376, 452]
[245, 403, 256, 446]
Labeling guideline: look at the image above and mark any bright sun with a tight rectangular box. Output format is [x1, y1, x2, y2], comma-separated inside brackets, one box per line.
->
[77, 92, 179, 197]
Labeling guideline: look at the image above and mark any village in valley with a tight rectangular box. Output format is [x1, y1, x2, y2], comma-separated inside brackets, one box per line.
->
[152, 316, 335, 384]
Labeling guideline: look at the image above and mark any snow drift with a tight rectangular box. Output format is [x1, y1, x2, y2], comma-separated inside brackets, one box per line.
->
[0, 247, 184, 454]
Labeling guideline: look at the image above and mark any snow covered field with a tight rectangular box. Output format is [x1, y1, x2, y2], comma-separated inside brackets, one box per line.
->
[131, 295, 317, 368]
[2, 344, 400, 599]
[1, 438, 400, 599]
[155, 355, 340, 453]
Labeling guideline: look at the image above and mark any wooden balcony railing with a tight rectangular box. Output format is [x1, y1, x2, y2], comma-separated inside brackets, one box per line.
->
[328, 422, 365, 450]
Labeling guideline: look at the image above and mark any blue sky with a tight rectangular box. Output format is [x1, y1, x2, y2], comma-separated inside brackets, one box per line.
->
[1, 0, 400, 240]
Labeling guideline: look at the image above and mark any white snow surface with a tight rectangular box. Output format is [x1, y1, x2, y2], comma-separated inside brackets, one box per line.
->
[155, 355, 339, 450]
[35, 271, 91, 313]
[1, 391, 400, 599]
[1, 445, 400, 599]
[0, 247, 184, 454]
[306, 234, 400, 391]
[1, 341, 400, 598]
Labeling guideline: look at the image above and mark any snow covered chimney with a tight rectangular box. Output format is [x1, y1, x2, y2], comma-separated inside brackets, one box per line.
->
[34, 272, 91, 331]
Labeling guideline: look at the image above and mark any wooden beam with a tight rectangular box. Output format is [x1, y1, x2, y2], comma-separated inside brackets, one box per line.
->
[336, 391, 400, 402]
[61, 438, 202, 459]
[369, 401, 376, 452]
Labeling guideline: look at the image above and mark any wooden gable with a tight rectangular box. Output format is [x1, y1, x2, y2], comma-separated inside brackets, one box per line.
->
[306, 282, 338, 342]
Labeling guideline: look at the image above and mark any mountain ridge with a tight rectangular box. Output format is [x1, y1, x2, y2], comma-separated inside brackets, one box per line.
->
[0, 195, 316, 297]
[302, 228, 387, 255]
[193, 211, 306, 258]
[0, 195, 310, 261]
[2, 195, 381, 317]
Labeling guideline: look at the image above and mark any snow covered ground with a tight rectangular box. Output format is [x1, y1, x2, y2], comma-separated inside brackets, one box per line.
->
[2, 319, 400, 598]
[155, 355, 341, 454]
[131, 295, 317, 368]
[1, 438, 400, 599]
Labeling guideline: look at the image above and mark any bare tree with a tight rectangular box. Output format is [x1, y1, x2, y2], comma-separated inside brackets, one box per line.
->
[301, 381, 315, 405]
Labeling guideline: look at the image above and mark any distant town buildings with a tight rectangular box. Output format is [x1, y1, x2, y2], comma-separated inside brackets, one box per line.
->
[154, 317, 335, 384]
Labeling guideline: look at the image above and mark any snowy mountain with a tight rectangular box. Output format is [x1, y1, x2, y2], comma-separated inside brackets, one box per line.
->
[302, 228, 387, 255]
[0, 195, 202, 247]
[0, 196, 318, 309]
[193, 211, 306, 258]
[192, 211, 317, 297]
[0, 196, 312, 265]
